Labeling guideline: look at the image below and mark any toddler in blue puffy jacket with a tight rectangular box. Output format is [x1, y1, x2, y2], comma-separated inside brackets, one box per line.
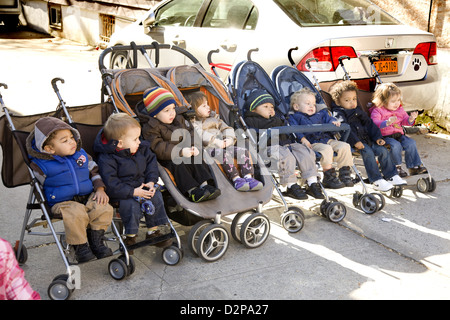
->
[27, 117, 113, 263]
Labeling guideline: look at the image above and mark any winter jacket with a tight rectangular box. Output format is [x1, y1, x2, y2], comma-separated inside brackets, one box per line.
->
[136, 102, 199, 161]
[93, 129, 159, 201]
[370, 105, 414, 137]
[26, 119, 104, 207]
[331, 103, 383, 147]
[243, 111, 293, 146]
[287, 108, 337, 144]
[190, 111, 236, 148]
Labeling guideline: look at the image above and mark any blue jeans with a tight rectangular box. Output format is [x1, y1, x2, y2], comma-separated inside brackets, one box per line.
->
[359, 142, 397, 182]
[384, 135, 422, 168]
[118, 189, 169, 235]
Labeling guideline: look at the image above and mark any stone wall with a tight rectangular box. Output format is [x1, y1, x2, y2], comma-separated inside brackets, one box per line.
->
[371, 0, 449, 47]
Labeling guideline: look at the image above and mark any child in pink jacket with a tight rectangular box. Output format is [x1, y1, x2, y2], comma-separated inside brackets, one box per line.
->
[370, 83, 427, 177]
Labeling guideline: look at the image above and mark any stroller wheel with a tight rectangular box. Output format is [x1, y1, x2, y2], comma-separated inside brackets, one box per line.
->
[352, 191, 362, 208]
[389, 185, 403, 198]
[48, 274, 73, 300]
[281, 207, 305, 233]
[417, 177, 436, 192]
[321, 198, 346, 223]
[118, 254, 135, 276]
[370, 193, 386, 211]
[13, 242, 28, 264]
[359, 194, 379, 214]
[108, 258, 128, 280]
[428, 177, 437, 192]
[162, 245, 183, 266]
[230, 212, 252, 243]
[240, 213, 271, 248]
[195, 224, 229, 262]
[187, 220, 213, 256]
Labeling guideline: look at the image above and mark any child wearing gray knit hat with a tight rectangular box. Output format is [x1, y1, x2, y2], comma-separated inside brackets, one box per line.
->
[26, 116, 113, 263]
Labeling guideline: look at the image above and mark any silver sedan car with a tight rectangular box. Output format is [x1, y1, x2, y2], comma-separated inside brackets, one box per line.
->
[108, 0, 440, 111]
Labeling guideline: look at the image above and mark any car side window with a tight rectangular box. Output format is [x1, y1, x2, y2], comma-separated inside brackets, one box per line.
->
[202, 0, 258, 30]
[155, 0, 203, 27]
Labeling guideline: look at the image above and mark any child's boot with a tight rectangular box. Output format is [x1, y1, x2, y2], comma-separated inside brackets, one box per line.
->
[338, 166, 354, 187]
[322, 168, 345, 189]
[73, 243, 96, 263]
[87, 229, 113, 259]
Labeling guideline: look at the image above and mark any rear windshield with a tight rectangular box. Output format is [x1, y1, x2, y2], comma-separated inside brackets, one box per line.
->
[275, 0, 400, 26]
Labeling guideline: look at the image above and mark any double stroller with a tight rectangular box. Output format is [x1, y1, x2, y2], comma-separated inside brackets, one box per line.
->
[226, 54, 349, 222]
[270, 59, 388, 214]
[99, 43, 273, 262]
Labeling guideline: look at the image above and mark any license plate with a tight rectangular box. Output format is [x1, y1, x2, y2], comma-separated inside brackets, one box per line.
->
[373, 56, 398, 75]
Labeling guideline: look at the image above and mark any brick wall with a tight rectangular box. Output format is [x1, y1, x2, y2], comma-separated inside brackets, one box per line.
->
[371, 0, 449, 47]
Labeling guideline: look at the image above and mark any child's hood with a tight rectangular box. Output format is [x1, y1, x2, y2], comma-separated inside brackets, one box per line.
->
[26, 117, 81, 160]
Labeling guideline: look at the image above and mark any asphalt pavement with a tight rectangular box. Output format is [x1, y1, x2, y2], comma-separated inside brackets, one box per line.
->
[1, 27, 449, 303]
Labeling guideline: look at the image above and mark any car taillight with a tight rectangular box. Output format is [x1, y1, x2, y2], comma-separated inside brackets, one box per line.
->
[413, 42, 437, 65]
[297, 46, 357, 72]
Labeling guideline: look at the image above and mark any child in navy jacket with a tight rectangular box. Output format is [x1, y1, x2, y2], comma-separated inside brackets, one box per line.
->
[330, 81, 406, 191]
[94, 113, 170, 250]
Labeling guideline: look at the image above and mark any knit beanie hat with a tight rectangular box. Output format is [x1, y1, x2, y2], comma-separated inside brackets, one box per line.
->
[34, 117, 80, 153]
[244, 89, 275, 111]
[143, 87, 176, 117]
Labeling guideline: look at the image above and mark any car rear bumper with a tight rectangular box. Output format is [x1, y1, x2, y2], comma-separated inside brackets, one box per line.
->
[395, 65, 440, 111]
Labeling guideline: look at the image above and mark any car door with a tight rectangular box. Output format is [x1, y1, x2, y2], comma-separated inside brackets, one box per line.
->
[146, 0, 206, 66]
[190, 0, 259, 79]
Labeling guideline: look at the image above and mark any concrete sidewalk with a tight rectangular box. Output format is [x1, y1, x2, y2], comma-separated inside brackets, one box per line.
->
[1, 132, 449, 300]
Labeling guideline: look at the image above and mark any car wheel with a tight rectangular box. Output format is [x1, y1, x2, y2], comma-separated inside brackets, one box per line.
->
[110, 50, 132, 69]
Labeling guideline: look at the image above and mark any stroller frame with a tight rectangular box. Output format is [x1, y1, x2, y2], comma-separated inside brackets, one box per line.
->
[99, 43, 274, 262]
[227, 54, 349, 223]
[0, 83, 137, 300]
[283, 48, 391, 214]
[332, 54, 435, 196]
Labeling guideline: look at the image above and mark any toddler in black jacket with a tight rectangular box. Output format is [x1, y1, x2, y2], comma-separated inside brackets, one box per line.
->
[94, 113, 171, 251]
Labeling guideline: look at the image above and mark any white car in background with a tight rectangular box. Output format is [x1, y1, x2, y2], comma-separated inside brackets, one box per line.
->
[108, 0, 440, 111]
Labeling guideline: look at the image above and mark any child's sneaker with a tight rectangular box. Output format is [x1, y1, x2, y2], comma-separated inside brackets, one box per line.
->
[373, 179, 393, 192]
[388, 174, 407, 186]
[409, 165, 428, 176]
[189, 187, 210, 202]
[234, 177, 250, 191]
[245, 177, 263, 191]
[284, 184, 308, 200]
[202, 184, 221, 200]
[396, 165, 408, 177]
[306, 182, 325, 199]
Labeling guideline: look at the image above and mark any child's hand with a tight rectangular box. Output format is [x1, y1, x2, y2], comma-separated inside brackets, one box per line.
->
[376, 139, 385, 146]
[181, 147, 194, 157]
[409, 111, 418, 122]
[387, 116, 397, 126]
[191, 146, 200, 156]
[332, 120, 341, 127]
[354, 141, 365, 150]
[214, 138, 226, 149]
[301, 137, 312, 149]
[223, 138, 234, 148]
[93, 187, 109, 205]
[134, 183, 153, 199]
[144, 182, 156, 198]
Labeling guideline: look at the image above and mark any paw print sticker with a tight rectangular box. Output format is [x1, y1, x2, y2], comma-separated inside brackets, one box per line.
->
[412, 58, 421, 71]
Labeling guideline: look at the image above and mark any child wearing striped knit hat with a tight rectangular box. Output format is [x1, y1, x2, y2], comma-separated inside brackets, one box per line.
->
[138, 86, 221, 203]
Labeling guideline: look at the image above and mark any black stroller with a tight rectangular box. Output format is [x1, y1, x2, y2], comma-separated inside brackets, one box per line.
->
[0, 82, 133, 300]
[228, 54, 348, 223]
